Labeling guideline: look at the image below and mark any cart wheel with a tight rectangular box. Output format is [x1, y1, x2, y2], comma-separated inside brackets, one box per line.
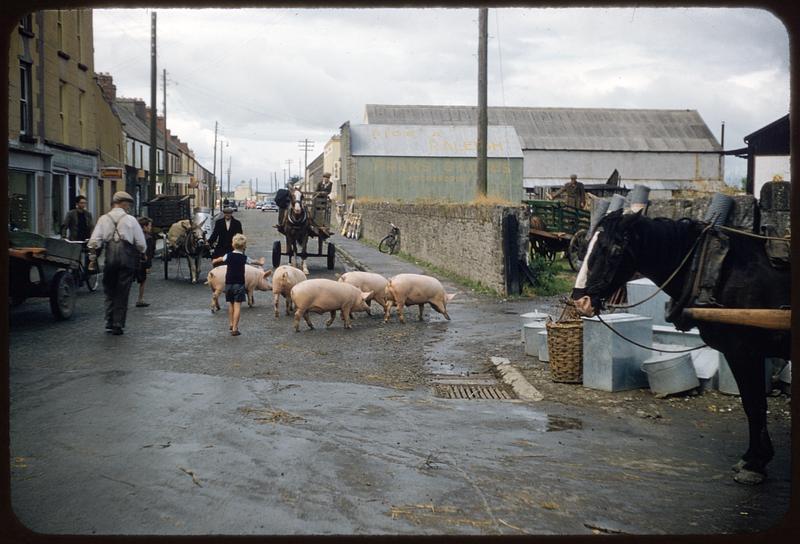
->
[49, 270, 75, 320]
[327, 242, 336, 270]
[272, 240, 282, 268]
[163, 240, 170, 280]
[567, 228, 589, 272]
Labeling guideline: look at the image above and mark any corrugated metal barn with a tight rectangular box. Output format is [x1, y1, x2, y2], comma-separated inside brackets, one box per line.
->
[364, 104, 724, 198]
[346, 123, 524, 203]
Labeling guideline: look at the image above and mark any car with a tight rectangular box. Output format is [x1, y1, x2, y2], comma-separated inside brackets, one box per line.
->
[262, 200, 278, 212]
[255, 202, 264, 210]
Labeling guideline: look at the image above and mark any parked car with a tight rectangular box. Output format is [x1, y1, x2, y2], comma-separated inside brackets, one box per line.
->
[262, 200, 278, 212]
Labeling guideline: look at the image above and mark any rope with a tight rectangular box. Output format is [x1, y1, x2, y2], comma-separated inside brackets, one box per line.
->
[595, 313, 708, 353]
[719, 225, 790, 241]
[607, 223, 714, 311]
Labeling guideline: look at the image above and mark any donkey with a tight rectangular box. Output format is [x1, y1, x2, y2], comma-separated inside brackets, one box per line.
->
[167, 218, 210, 283]
[573, 209, 791, 485]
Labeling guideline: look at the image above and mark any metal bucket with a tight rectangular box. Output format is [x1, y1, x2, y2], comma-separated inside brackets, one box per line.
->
[641, 353, 699, 395]
[703, 193, 734, 226]
[524, 322, 548, 357]
[520, 311, 550, 342]
[538, 331, 549, 362]
[607, 194, 628, 214]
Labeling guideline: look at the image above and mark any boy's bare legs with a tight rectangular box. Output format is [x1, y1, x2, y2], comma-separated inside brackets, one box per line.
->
[232, 302, 242, 333]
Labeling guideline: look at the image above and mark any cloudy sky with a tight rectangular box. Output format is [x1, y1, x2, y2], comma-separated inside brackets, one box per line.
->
[93, 6, 790, 192]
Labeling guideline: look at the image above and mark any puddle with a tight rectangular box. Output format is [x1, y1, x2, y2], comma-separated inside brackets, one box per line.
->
[545, 415, 583, 432]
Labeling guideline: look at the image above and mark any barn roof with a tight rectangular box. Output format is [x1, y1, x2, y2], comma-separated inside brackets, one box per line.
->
[364, 104, 721, 153]
[350, 124, 523, 158]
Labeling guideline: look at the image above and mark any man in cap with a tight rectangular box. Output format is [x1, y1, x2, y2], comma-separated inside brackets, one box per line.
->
[87, 191, 147, 335]
[273, 182, 293, 234]
[552, 174, 587, 210]
[316, 172, 333, 196]
[208, 206, 244, 259]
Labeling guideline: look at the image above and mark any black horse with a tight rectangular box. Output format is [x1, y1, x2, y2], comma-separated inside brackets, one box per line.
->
[283, 189, 310, 274]
[574, 209, 791, 485]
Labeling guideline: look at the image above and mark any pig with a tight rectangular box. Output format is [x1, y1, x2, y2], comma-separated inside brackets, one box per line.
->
[337, 271, 389, 316]
[271, 264, 308, 318]
[383, 273, 456, 324]
[290, 278, 372, 331]
[206, 265, 272, 313]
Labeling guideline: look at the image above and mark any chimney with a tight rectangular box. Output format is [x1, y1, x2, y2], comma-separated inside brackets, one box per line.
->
[96, 72, 116, 103]
[134, 100, 148, 122]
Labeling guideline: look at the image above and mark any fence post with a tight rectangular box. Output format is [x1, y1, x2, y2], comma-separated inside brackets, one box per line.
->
[503, 211, 521, 296]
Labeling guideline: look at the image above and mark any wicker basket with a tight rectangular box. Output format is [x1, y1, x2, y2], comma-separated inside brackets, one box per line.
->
[546, 319, 584, 383]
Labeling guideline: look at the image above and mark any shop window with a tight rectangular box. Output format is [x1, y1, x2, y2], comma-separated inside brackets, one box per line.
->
[52, 175, 64, 235]
[8, 171, 33, 231]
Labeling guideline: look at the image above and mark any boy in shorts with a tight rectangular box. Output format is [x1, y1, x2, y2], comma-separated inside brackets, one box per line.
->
[211, 233, 264, 336]
[135, 217, 155, 307]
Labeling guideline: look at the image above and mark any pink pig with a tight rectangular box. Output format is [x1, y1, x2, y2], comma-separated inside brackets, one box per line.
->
[337, 271, 389, 316]
[290, 278, 372, 331]
[383, 273, 455, 324]
[206, 265, 272, 313]
[271, 264, 308, 318]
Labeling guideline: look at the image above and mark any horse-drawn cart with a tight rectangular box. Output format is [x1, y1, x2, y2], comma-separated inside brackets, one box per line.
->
[8, 231, 83, 319]
[525, 199, 591, 271]
[272, 192, 336, 270]
[143, 194, 204, 280]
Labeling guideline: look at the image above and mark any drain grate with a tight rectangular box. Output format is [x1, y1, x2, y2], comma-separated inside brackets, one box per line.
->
[433, 383, 515, 400]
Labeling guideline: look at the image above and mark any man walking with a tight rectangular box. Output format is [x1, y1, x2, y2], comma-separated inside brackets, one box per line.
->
[208, 207, 243, 259]
[87, 191, 146, 335]
[61, 195, 94, 241]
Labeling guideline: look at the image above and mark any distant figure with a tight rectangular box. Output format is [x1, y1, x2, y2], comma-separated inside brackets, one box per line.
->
[316, 172, 333, 195]
[552, 174, 586, 210]
[208, 207, 243, 259]
[61, 195, 95, 241]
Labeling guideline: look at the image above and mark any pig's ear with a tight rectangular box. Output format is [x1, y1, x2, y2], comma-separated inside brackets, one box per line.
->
[446, 293, 456, 301]
[362, 291, 373, 300]
[263, 269, 273, 278]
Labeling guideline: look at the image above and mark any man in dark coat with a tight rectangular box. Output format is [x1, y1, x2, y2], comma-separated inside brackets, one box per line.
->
[208, 207, 244, 259]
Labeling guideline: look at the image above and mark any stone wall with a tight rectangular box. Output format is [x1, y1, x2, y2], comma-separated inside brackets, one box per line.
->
[356, 202, 528, 295]
[646, 194, 757, 229]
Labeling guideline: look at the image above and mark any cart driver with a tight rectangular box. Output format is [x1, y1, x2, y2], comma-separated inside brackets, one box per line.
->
[552, 174, 587, 210]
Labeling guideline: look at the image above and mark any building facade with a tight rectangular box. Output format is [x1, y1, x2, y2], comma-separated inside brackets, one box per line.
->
[9, 10, 103, 234]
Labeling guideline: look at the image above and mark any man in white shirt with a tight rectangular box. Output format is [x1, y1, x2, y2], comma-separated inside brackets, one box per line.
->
[88, 191, 147, 335]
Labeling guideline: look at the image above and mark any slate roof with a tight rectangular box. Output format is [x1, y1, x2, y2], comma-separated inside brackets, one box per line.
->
[364, 104, 721, 153]
[115, 101, 180, 154]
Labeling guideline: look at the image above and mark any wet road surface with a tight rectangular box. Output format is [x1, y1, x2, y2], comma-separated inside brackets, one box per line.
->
[7, 209, 792, 536]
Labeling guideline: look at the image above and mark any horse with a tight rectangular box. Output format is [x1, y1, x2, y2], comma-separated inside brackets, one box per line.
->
[167, 218, 210, 283]
[573, 209, 791, 486]
[283, 188, 310, 274]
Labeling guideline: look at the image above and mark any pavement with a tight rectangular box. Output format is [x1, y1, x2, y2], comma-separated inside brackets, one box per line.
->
[5, 211, 794, 537]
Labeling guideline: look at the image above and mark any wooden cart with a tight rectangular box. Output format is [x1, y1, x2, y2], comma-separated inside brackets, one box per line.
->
[524, 199, 591, 272]
[8, 231, 83, 319]
[272, 192, 336, 270]
[143, 194, 197, 280]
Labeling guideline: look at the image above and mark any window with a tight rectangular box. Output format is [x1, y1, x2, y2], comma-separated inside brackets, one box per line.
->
[59, 81, 67, 142]
[57, 10, 63, 51]
[126, 139, 134, 165]
[19, 61, 32, 135]
[8, 171, 33, 231]
[78, 90, 85, 147]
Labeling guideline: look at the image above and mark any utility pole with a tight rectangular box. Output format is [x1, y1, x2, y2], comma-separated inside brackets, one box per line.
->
[219, 139, 226, 202]
[162, 68, 168, 195]
[298, 139, 314, 188]
[285, 159, 292, 180]
[477, 7, 488, 197]
[211, 121, 218, 214]
[149, 11, 158, 198]
[227, 156, 232, 201]
[283, 169, 287, 184]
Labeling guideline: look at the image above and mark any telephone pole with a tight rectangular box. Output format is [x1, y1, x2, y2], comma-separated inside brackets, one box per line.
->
[285, 159, 292, 180]
[298, 139, 314, 185]
[162, 68, 168, 194]
[149, 12, 158, 198]
[477, 7, 488, 197]
[211, 121, 218, 214]
[227, 157, 232, 201]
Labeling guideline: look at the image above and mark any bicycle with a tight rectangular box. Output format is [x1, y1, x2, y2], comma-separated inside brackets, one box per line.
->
[66, 240, 99, 292]
[378, 223, 400, 255]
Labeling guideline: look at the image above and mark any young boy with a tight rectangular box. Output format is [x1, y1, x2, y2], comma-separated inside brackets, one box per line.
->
[211, 233, 264, 336]
[135, 217, 156, 307]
